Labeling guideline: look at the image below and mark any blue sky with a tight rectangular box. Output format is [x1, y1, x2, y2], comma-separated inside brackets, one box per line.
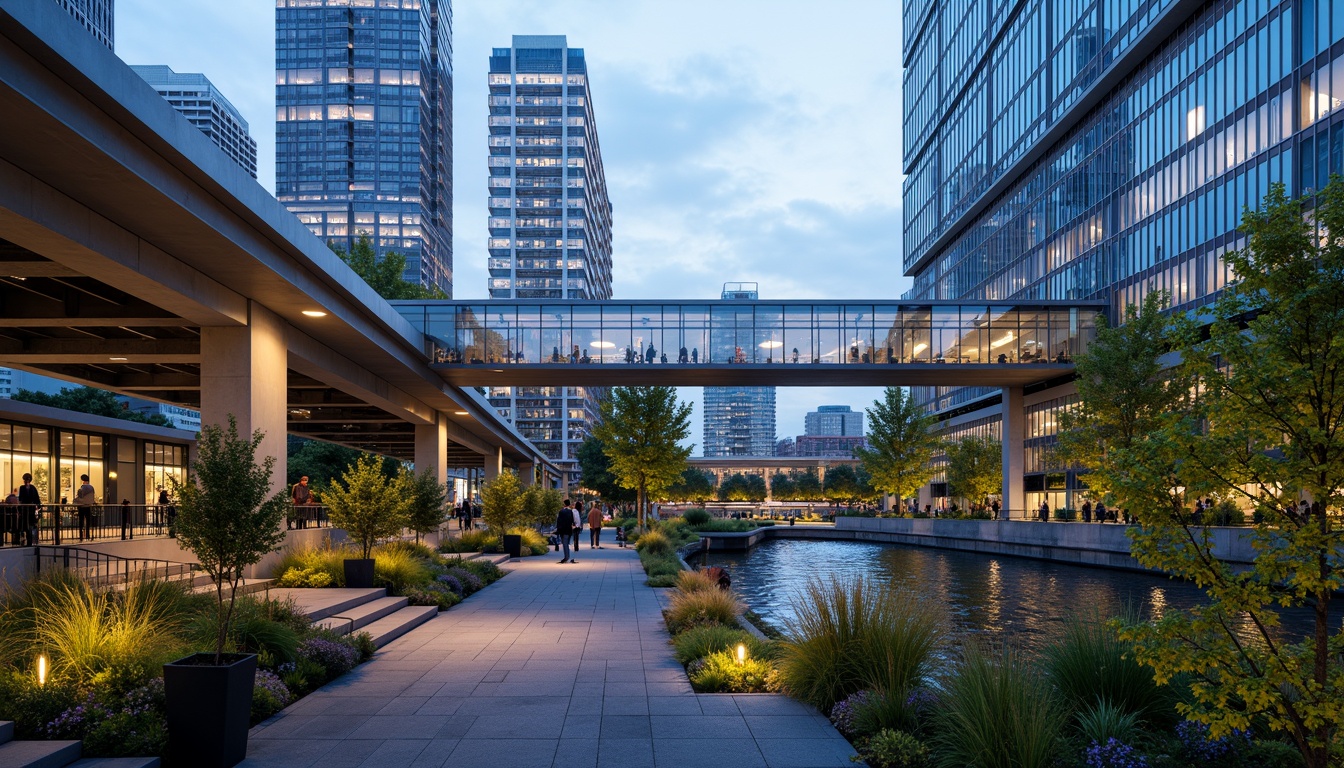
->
[115, 0, 908, 452]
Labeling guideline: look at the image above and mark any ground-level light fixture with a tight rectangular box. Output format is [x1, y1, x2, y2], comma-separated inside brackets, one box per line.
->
[37, 653, 48, 686]
[301, 310, 328, 318]
[736, 643, 747, 665]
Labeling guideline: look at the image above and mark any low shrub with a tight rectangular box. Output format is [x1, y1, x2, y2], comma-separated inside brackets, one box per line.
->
[1053, 508, 1078, 521]
[373, 546, 431, 595]
[687, 649, 773, 693]
[436, 573, 464, 595]
[1209, 500, 1246, 526]
[278, 656, 327, 696]
[0, 670, 82, 739]
[664, 587, 743, 634]
[862, 728, 930, 768]
[635, 529, 673, 557]
[852, 687, 923, 737]
[404, 583, 463, 611]
[271, 543, 346, 585]
[829, 690, 872, 737]
[644, 555, 681, 579]
[275, 567, 334, 588]
[509, 527, 550, 555]
[450, 557, 503, 585]
[682, 508, 712, 526]
[458, 529, 502, 552]
[776, 575, 943, 712]
[297, 637, 359, 678]
[675, 569, 719, 594]
[251, 668, 292, 722]
[671, 624, 769, 665]
[932, 643, 1066, 768]
[696, 519, 776, 532]
[1076, 699, 1143, 747]
[445, 566, 484, 595]
[646, 574, 679, 588]
[349, 632, 377, 662]
[1085, 737, 1150, 768]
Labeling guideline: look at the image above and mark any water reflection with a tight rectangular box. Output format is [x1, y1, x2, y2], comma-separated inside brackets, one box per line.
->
[704, 539, 1316, 650]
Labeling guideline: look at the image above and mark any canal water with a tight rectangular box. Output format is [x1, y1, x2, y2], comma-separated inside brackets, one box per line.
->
[703, 538, 1318, 649]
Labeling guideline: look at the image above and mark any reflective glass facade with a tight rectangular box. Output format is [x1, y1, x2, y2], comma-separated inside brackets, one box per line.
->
[483, 36, 613, 486]
[131, 66, 259, 178]
[903, 0, 1344, 508]
[275, 0, 453, 294]
[704, 386, 776, 458]
[393, 300, 1101, 368]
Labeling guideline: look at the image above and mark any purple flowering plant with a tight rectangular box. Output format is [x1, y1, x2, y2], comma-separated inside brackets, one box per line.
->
[1086, 738, 1150, 768]
[829, 690, 872, 737]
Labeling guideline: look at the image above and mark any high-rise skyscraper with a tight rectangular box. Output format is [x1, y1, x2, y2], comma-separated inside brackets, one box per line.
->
[703, 283, 776, 458]
[275, 0, 452, 294]
[55, 0, 112, 49]
[131, 66, 258, 178]
[485, 35, 612, 487]
[486, 35, 613, 300]
[901, 0, 1340, 511]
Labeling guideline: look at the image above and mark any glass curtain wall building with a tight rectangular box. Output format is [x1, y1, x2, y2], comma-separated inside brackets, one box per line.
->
[131, 65, 258, 178]
[704, 283, 776, 458]
[902, 0, 1344, 511]
[55, 0, 112, 49]
[275, 0, 453, 294]
[485, 35, 613, 487]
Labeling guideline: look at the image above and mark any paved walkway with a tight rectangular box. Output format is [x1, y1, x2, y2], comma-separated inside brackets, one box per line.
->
[243, 545, 858, 768]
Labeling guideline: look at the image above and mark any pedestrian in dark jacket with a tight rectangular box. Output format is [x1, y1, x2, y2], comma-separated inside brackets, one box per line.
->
[18, 472, 41, 546]
[556, 499, 576, 563]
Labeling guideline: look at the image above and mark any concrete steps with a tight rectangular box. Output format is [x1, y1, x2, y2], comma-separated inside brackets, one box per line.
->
[314, 595, 408, 635]
[0, 720, 158, 768]
[189, 575, 274, 596]
[360, 605, 439, 648]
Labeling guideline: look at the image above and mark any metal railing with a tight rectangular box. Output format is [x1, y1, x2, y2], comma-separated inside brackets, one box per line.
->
[1, 503, 177, 548]
[32, 545, 199, 590]
[285, 504, 331, 530]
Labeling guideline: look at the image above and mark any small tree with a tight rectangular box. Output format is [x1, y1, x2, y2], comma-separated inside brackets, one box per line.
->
[668, 468, 716, 504]
[480, 470, 524, 533]
[823, 464, 861, 506]
[856, 387, 940, 510]
[944, 435, 1002, 511]
[795, 469, 824, 502]
[576, 436, 637, 503]
[172, 416, 288, 664]
[770, 472, 797, 501]
[322, 454, 412, 560]
[405, 467, 449, 543]
[331, 234, 446, 300]
[591, 387, 693, 528]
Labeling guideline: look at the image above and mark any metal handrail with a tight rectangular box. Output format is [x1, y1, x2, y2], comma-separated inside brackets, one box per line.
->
[32, 545, 200, 590]
[0, 502, 335, 549]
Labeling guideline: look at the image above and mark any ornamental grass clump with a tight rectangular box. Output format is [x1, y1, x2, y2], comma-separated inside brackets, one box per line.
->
[664, 586, 743, 634]
[932, 643, 1066, 768]
[675, 569, 718, 594]
[1043, 608, 1174, 726]
[1075, 698, 1144, 747]
[776, 575, 943, 712]
[271, 542, 346, 585]
[686, 649, 773, 693]
[31, 579, 185, 685]
[671, 623, 770, 665]
[372, 545, 431, 595]
[635, 529, 673, 557]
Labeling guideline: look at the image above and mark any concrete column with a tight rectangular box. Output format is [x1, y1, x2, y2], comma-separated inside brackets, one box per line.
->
[414, 414, 448, 484]
[518, 462, 535, 487]
[1001, 386, 1025, 520]
[200, 302, 288, 495]
[483, 447, 503, 482]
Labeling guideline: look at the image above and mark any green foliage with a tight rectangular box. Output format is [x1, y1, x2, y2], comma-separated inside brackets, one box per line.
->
[1087, 179, 1344, 768]
[1208, 500, 1246, 526]
[769, 472, 798, 500]
[862, 729, 931, 768]
[29, 579, 183, 685]
[687, 649, 773, 693]
[230, 614, 300, 664]
[634, 528, 673, 557]
[717, 473, 768, 502]
[479, 470, 525, 534]
[350, 631, 377, 662]
[664, 587, 743, 634]
[666, 468, 716, 503]
[440, 528, 501, 553]
[172, 416, 289, 663]
[286, 436, 399, 489]
[932, 644, 1066, 768]
[645, 573, 679, 588]
[276, 567, 334, 588]
[682, 507, 712, 526]
[576, 437, 637, 503]
[372, 544, 431, 595]
[271, 542, 346, 585]
[672, 623, 772, 666]
[321, 454, 412, 560]
[330, 233, 445, 299]
[405, 467, 449, 542]
[822, 464, 877, 505]
[404, 583, 462, 610]
[510, 526, 550, 555]
[943, 435, 1002, 510]
[776, 576, 943, 712]
[1043, 609, 1175, 725]
[13, 386, 172, 427]
[856, 387, 941, 505]
[794, 469, 825, 501]
[591, 386, 694, 527]
[1074, 698, 1143, 747]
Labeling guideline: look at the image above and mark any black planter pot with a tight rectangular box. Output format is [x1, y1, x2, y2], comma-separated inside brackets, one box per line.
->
[344, 557, 375, 588]
[502, 533, 523, 558]
[163, 652, 257, 768]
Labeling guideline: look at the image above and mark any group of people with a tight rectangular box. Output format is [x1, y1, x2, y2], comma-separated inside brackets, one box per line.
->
[455, 498, 481, 530]
[2, 472, 44, 545]
[552, 498, 621, 564]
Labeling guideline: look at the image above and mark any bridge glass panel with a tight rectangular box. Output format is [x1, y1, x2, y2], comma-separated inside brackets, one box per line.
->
[904, 307, 932, 363]
[572, 305, 600, 363]
[1017, 311, 1047, 363]
[517, 305, 543, 363]
[874, 307, 900, 363]
[813, 305, 841, 364]
[782, 306, 814, 364]
[754, 305, 784, 363]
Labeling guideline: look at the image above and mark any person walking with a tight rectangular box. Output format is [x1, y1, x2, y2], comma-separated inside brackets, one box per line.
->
[74, 473, 96, 541]
[458, 498, 471, 531]
[1038, 500, 1050, 521]
[588, 503, 603, 548]
[572, 501, 584, 553]
[1095, 500, 1107, 523]
[18, 472, 41, 546]
[3, 487, 18, 546]
[291, 475, 313, 529]
[556, 498, 576, 563]
[1081, 500, 1092, 523]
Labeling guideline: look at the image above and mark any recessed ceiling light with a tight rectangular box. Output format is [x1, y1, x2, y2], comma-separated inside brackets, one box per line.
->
[453, 410, 468, 416]
[491, 369, 504, 373]
[109, 356, 128, 361]
[301, 310, 327, 318]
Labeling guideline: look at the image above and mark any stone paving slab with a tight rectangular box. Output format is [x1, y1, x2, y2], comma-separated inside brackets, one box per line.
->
[243, 546, 859, 767]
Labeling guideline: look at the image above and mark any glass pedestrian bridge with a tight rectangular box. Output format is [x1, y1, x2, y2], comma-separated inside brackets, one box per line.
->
[392, 300, 1107, 388]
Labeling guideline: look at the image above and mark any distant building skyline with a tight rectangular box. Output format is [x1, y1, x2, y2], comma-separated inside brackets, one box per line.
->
[485, 35, 612, 486]
[274, 0, 453, 294]
[704, 282, 776, 458]
[131, 65, 258, 178]
[56, 0, 113, 49]
[804, 404, 863, 437]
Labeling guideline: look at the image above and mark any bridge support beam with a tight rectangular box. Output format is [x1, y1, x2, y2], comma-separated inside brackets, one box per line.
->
[484, 447, 504, 483]
[1001, 386, 1025, 519]
[415, 414, 448, 485]
[200, 302, 288, 496]
[518, 462, 535, 487]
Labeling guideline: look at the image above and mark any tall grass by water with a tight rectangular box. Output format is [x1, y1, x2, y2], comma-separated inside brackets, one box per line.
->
[664, 587, 743, 634]
[932, 643, 1065, 768]
[1042, 607, 1176, 725]
[775, 575, 943, 712]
